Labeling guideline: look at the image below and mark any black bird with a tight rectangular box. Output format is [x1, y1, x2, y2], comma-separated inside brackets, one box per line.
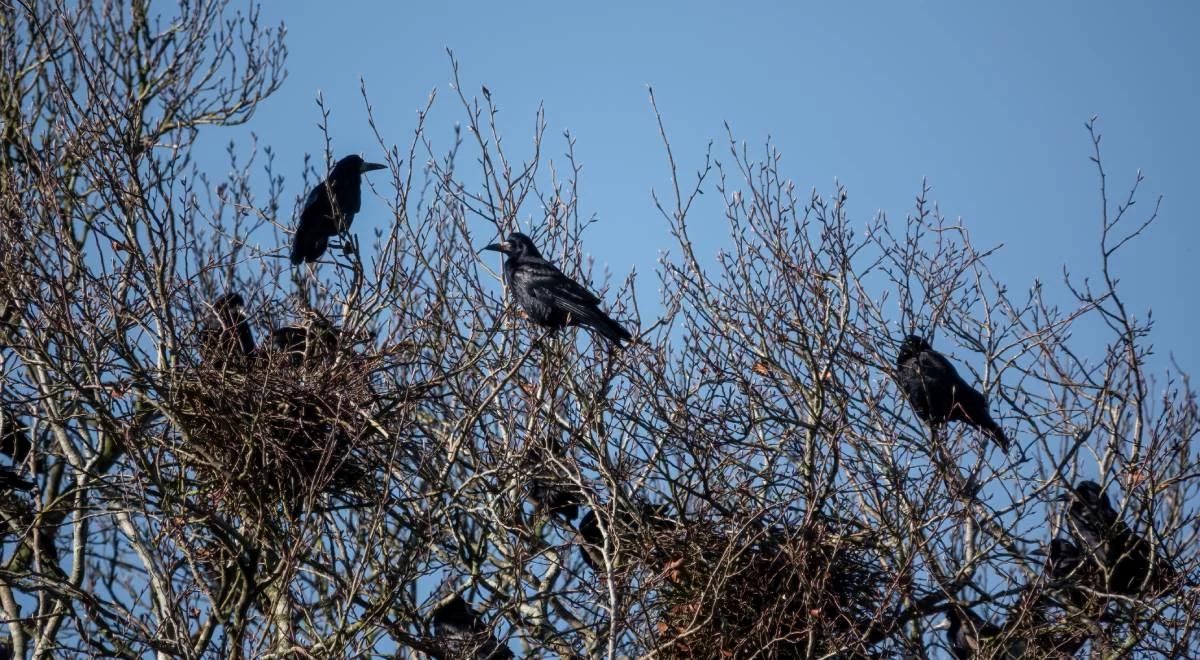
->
[895, 335, 1009, 451]
[0, 408, 36, 469]
[1064, 481, 1174, 597]
[430, 594, 514, 660]
[272, 316, 342, 367]
[942, 607, 1020, 660]
[525, 438, 582, 522]
[482, 232, 631, 345]
[200, 293, 256, 361]
[1041, 537, 1091, 609]
[0, 295, 18, 347]
[576, 509, 606, 572]
[0, 465, 33, 492]
[290, 155, 387, 264]
[529, 477, 580, 522]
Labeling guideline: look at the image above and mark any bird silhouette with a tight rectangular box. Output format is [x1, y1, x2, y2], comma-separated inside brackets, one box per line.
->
[1064, 481, 1174, 597]
[200, 293, 256, 363]
[0, 465, 33, 491]
[482, 232, 631, 344]
[895, 335, 1009, 451]
[272, 315, 342, 367]
[0, 408, 37, 470]
[1041, 537, 1092, 609]
[529, 477, 581, 522]
[942, 606, 1024, 659]
[430, 594, 513, 660]
[291, 155, 386, 264]
[576, 509, 605, 572]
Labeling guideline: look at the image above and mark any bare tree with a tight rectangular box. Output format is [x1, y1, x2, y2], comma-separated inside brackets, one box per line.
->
[0, 1, 1195, 658]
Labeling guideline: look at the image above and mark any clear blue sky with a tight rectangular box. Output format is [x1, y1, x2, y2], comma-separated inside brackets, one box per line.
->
[206, 0, 1199, 376]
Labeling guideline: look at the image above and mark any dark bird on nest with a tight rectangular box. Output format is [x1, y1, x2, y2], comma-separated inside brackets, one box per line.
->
[1063, 480, 1175, 597]
[525, 438, 582, 522]
[895, 335, 1009, 451]
[482, 232, 631, 345]
[200, 293, 256, 363]
[290, 155, 387, 264]
[272, 315, 343, 367]
[575, 502, 672, 573]
[430, 594, 513, 660]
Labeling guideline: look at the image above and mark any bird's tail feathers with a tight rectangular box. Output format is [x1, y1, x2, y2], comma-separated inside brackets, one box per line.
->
[583, 311, 632, 345]
[290, 227, 327, 265]
[983, 419, 1010, 452]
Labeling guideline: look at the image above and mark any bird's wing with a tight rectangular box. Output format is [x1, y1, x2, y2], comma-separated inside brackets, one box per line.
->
[517, 259, 603, 307]
[917, 348, 961, 382]
[301, 183, 324, 216]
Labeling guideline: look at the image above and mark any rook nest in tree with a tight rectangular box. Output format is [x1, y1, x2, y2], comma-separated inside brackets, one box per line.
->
[650, 520, 885, 658]
[166, 347, 381, 518]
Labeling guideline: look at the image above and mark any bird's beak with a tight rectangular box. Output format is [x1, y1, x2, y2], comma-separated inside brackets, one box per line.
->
[481, 241, 511, 254]
[1053, 492, 1071, 502]
[359, 161, 387, 173]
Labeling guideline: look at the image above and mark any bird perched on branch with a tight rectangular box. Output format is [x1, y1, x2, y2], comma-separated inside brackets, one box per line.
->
[291, 155, 387, 264]
[895, 335, 1009, 451]
[1038, 537, 1091, 609]
[529, 477, 581, 522]
[200, 293, 256, 365]
[1063, 480, 1174, 597]
[0, 465, 33, 492]
[481, 232, 631, 344]
[430, 594, 513, 660]
[939, 605, 1027, 659]
[0, 408, 36, 471]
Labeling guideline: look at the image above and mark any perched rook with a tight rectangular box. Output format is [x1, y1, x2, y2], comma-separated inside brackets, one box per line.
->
[430, 594, 513, 660]
[482, 232, 631, 344]
[0, 465, 33, 492]
[291, 155, 386, 264]
[272, 316, 342, 367]
[1042, 537, 1091, 609]
[1064, 481, 1174, 597]
[201, 293, 256, 360]
[895, 335, 1009, 451]
[941, 606, 1021, 660]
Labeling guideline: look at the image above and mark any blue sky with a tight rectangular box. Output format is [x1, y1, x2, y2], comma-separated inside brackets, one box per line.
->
[205, 0, 1199, 376]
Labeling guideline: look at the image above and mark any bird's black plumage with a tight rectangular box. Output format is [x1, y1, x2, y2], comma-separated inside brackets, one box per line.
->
[944, 607, 1018, 660]
[290, 155, 386, 264]
[0, 465, 33, 492]
[525, 437, 582, 522]
[430, 594, 513, 660]
[0, 408, 35, 469]
[272, 317, 341, 367]
[1042, 537, 1092, 609]
[576, 509, 605, 572]
[482, 232, 631, 344]
[1065, 481, 1174, 596]
[200, 295, 256, 367]
[895, 335, 1009, 451]
[529, 477, 580, 522]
